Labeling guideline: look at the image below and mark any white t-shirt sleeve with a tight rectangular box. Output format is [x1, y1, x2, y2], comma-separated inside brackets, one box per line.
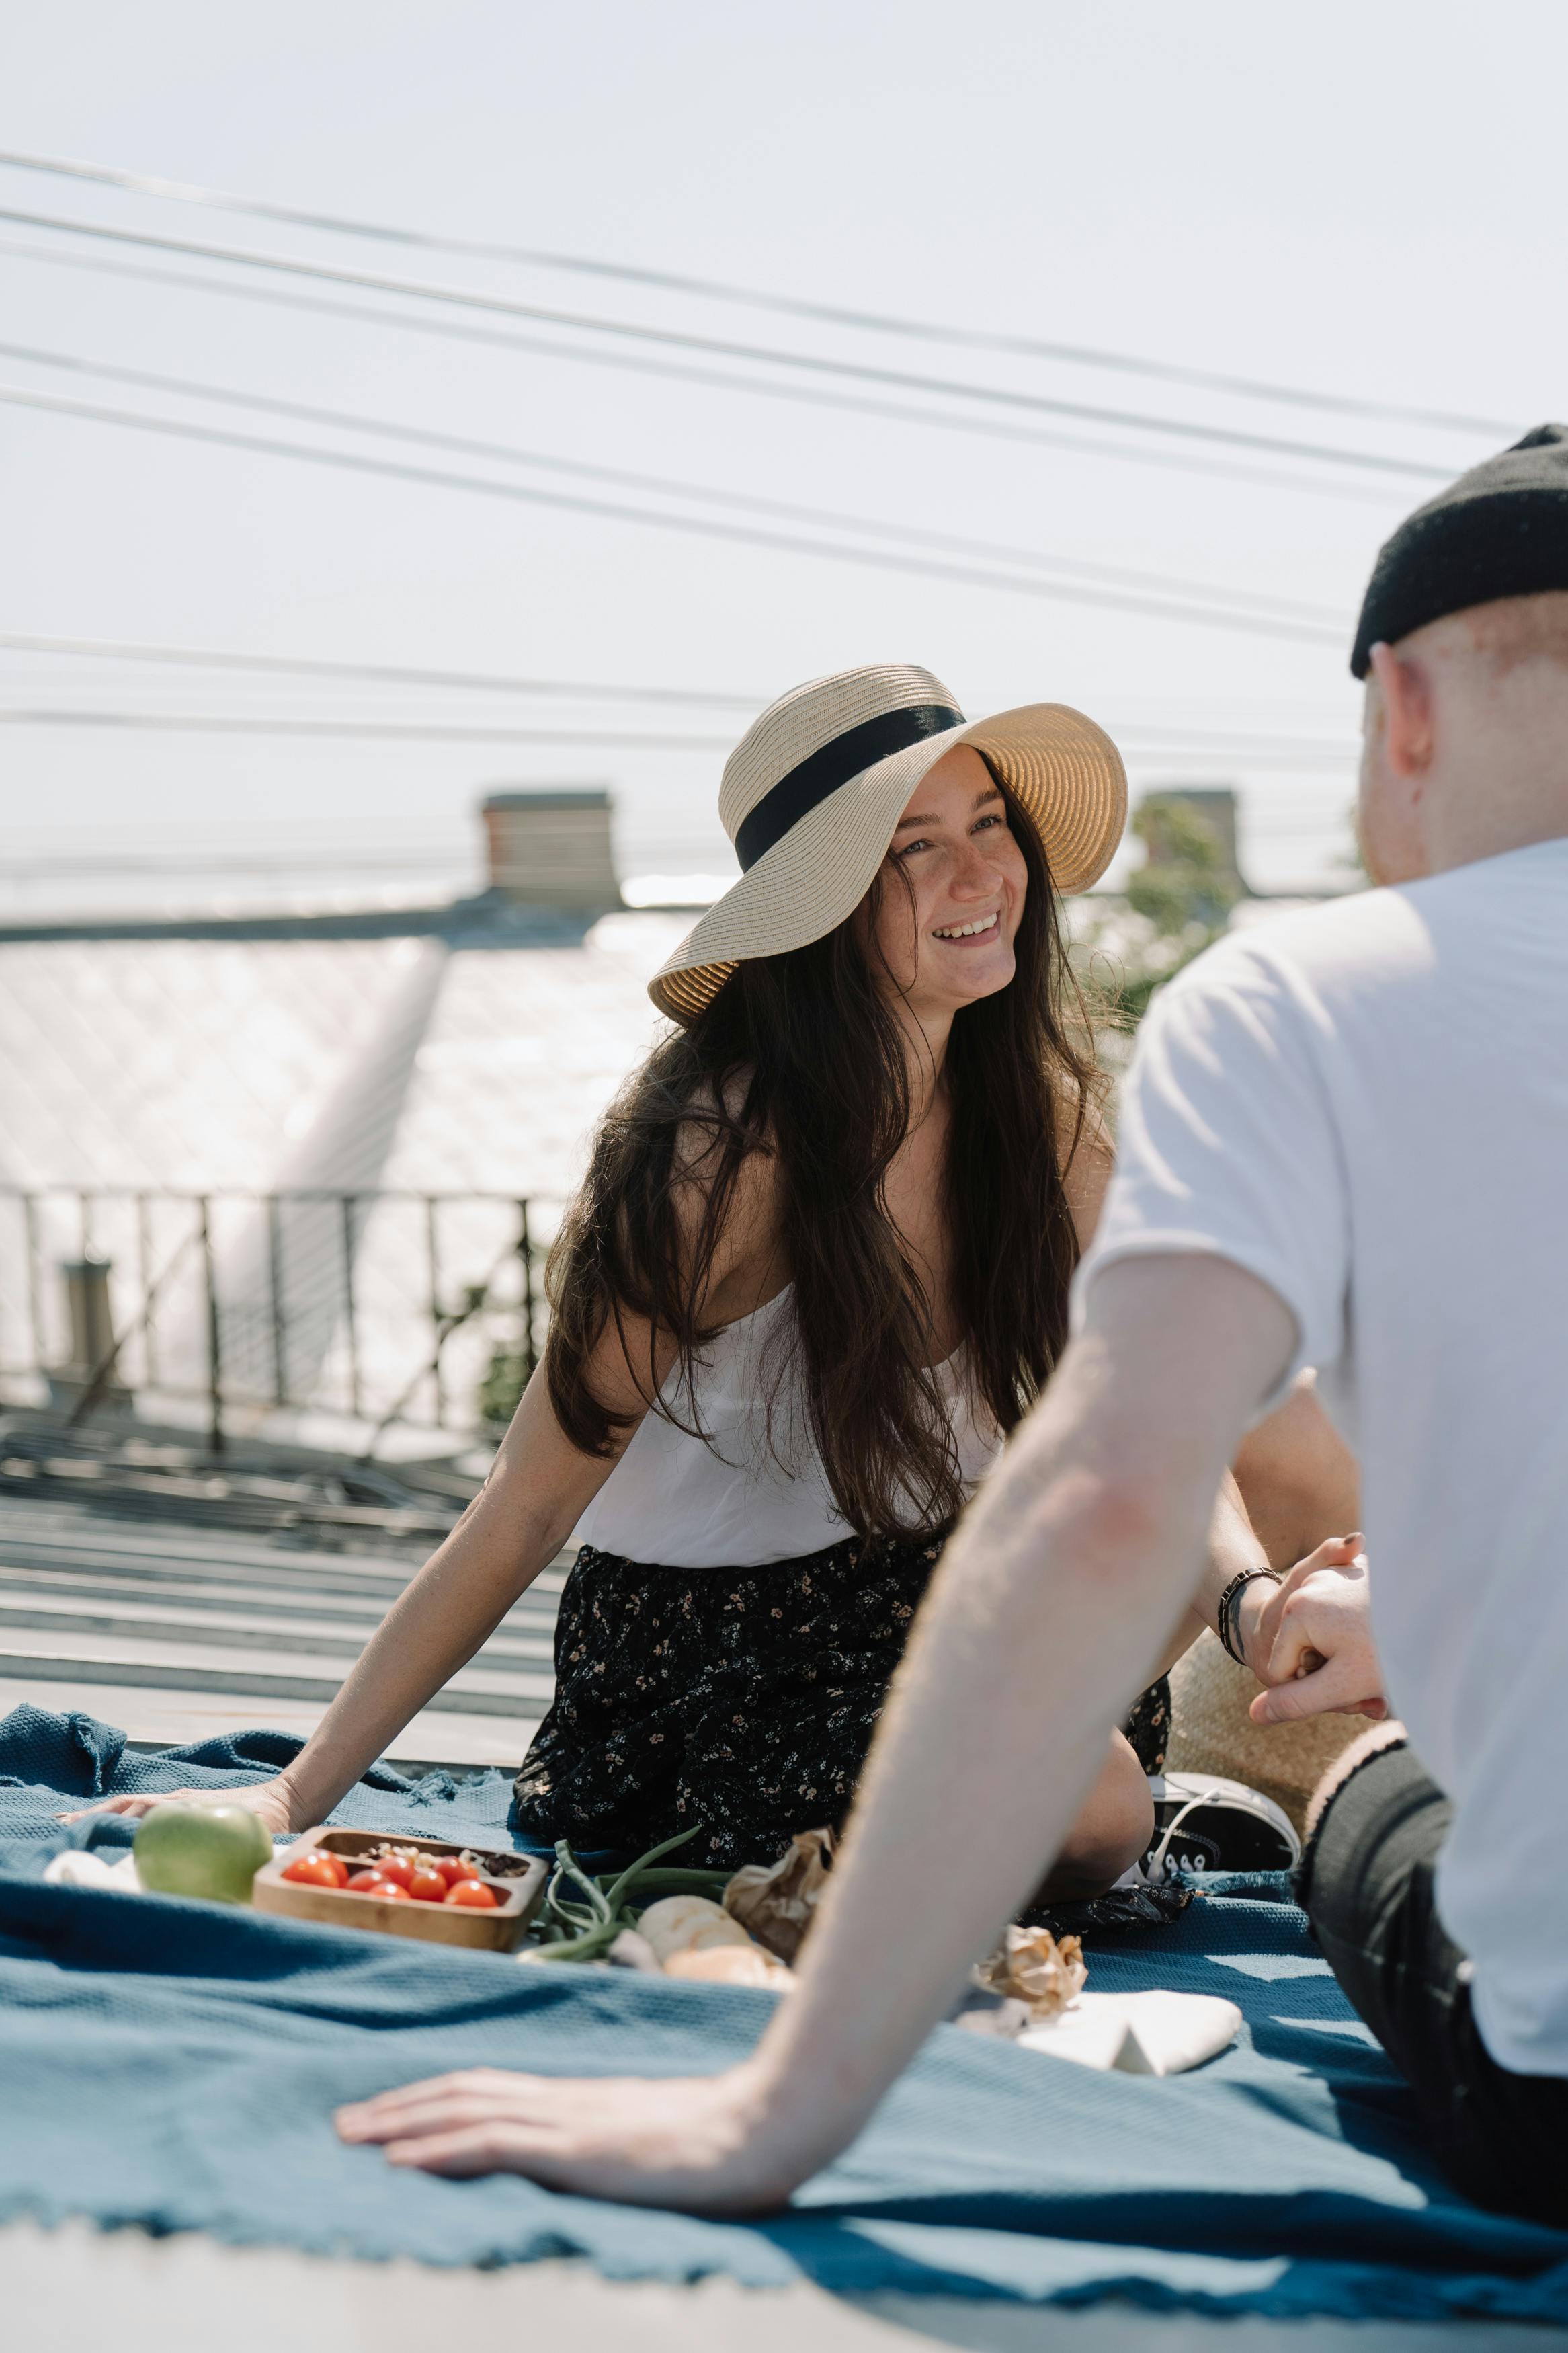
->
[1073, 939, 1350, 1410]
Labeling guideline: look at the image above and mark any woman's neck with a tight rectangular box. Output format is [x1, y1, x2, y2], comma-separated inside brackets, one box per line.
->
[891, 996, 953, 1128]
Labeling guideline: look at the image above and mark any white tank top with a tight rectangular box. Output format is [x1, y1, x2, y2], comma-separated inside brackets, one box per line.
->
[573, 1285, 1003, 1569]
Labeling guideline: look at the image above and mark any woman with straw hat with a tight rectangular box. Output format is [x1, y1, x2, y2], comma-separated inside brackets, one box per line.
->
[73, 664, 1338, 1905]
[515, 661, 1170, 1899]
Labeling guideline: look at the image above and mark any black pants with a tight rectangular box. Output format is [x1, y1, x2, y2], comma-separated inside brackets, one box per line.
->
[1298, 1739, 1568, 2227]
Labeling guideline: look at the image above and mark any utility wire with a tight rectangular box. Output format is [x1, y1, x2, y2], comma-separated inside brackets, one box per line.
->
[6, 852, 479, 879]
[1098, 725, 1356, 756]
[0, 383, 1352, 644]
[0, 235, 1407, 507]
[0, 637, 1358, 757]
[0, 147, 1518, 440]
[0, 206, 1451, 484]
[0, 342, 1346, 627]
[0, 711, 1356, 768]
[0, 709, 734, 748]
[0, 631, 766, 711]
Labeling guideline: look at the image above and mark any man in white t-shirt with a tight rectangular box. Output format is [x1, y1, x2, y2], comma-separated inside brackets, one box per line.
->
[335, 429, 1568, 2224]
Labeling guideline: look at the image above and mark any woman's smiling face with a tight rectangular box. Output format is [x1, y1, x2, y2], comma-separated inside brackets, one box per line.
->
[863, 744, 1029, 1023]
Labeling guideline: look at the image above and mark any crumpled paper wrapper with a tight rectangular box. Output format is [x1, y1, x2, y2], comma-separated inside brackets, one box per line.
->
[975, 1925, 1087, 2021]
[723, 1828, 835, 1962]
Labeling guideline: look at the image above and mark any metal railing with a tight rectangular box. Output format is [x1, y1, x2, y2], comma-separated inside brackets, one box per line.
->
[0, 1185, 560, 1455]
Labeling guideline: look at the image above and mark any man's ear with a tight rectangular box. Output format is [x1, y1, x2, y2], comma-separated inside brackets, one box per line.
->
[1367, 641, 1433, 779]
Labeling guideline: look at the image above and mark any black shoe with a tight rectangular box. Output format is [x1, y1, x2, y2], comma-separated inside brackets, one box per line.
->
[1143, 1771, 1301, 1880]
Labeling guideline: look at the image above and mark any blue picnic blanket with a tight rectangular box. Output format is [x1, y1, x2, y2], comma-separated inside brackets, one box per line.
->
[3, 1702, 1568, 2324]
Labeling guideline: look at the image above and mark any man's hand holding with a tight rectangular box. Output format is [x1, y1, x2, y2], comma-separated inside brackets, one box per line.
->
[1245, 1536, 1388, 1724]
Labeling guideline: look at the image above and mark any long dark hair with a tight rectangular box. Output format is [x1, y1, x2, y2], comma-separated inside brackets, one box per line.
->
[545, 781, 1101, 1536]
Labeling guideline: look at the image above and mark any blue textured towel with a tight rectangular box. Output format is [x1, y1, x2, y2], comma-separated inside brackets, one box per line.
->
[3, 1702, 1568, 2323]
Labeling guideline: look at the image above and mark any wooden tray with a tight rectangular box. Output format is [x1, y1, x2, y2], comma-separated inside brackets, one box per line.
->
[253, 1826, 548, 1952]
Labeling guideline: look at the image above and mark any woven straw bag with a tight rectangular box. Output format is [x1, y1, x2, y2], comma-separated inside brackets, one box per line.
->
[1167, 1630, 1366, 1837]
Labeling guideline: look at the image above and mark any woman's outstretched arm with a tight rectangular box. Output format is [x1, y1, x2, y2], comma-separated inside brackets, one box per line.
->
[60, 1332, 669, 1831]
[65, 1127, 786, 1833]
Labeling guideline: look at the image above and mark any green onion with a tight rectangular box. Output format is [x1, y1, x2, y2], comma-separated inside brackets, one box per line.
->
[528, 1824, 710, 1964]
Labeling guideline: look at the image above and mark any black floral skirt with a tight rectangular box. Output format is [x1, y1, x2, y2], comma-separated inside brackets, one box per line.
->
[513, 1529, 1171, 1872]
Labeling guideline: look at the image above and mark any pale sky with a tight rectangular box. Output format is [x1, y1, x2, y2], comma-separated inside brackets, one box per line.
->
[3, 0, 1563, 916]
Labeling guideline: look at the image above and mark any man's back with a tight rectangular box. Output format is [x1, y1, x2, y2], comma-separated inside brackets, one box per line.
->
[1095, 838, 1568, 2069]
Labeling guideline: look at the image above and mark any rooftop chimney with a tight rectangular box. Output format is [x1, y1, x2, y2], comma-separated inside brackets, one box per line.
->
[480, 787, 622, 911]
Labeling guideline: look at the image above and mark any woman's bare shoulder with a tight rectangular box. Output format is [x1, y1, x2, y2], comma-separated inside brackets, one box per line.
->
[669, 1077, 786, 1312]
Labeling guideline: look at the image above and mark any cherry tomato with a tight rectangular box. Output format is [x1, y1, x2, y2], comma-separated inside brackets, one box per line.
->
[438, 1853, 483, 1886]
[407, 1866, 448, 1904]
[444, 1878, 499, 1909]
[346, 1869, 395, 1895]
[371, 1853, 415, 1892]
[281, 1851, 345, 1890]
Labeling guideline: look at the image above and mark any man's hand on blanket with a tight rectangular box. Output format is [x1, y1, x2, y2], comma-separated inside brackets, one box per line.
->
[333, 2063, 806, 2212]
[56, 1776, 300, 1831]
[1247, 1538, 1389, 1724]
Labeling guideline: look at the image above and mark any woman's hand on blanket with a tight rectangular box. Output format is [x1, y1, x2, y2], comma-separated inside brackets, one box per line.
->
[56, 1775, 302, 1831]
[333, 2062, 809, 2212]
[1247, 1538, 1389, 1724]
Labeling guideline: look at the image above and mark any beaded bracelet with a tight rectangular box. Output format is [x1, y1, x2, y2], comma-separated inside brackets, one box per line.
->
[1216, 1566, 1282, 1666]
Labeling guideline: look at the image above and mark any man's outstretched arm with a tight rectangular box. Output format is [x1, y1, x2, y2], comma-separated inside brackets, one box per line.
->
[337, 1252, 1296, 2208]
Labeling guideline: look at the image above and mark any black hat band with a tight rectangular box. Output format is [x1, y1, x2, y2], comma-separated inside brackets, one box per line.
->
[734, 702, 964, 872]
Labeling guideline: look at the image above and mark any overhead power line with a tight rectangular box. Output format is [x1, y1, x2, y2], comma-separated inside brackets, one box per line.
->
[4, 848, 482, 880]
[0, 342, 1346, 628]
[0, 147, 1517, 440]
[0, 709, 734, 748]
[0, 235, 1407, 506]
[0, 637, 1359, 758]
[0, 709, 1357, 768]
[1102, 725, 1356, 757]
[0, 631, 766, 710]
[0, 383, 1352, 645]
[0, 206, 1450, 485]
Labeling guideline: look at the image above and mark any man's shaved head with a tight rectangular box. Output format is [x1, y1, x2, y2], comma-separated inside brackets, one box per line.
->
[1447, 588, 1568, 676]
[1356, 589, 1568, 888]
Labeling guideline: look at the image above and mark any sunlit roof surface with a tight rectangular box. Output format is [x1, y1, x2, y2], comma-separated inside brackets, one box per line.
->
[0, 914, 689, 1433]
[0, 916, 686, 1197]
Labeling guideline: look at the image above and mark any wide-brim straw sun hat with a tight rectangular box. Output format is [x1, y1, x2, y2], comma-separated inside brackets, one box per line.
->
[650, 662, 1128, 1023]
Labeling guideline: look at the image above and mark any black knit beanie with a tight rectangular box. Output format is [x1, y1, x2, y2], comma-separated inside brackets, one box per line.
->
[1350, 422, 1568, 678]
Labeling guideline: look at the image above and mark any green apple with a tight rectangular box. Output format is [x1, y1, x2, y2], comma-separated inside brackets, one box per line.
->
[134, 1802, 271, 1904]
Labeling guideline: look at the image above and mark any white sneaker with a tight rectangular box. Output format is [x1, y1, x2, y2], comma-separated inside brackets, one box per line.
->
[1141, 1771, 1301, 1880]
